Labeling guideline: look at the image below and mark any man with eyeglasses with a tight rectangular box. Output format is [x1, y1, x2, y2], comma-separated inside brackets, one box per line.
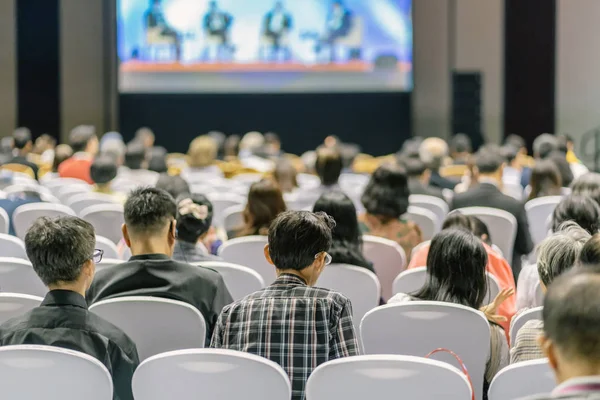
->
[211, 210, 359, 400]
[0, 216, 139, 400]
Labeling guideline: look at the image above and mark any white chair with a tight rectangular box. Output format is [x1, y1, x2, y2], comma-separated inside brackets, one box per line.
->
[89, 296, 206, 361]
[456, 207, 517, 264]
[404, 206, 439, 241]
[80, 204, 124, 244]
[297, 173, 321, 189]
[231, 173, 264, 186]
[219, 236, 275, 285]
[95, 236, 120, 259]
[41, 176, 89, 191]
[503, 182, 524, 201]
[95, 258, 123, 272]
[13, 203, 76, 239]
[0, 234, 27, 259]
[409, 195, 449, 229]
[392, 267, 501, 305]
[0, 207, 8, 234]
[284, 190, 320, 211]
[222, 204, 245, 234]
[510, 306, 543, 346]
[198, 261, 265, 301]
[306, 355, 472, 400]
[362, 235, 407, 301]
[0, 345, 113, 400]
[4, 184, 53, 198]
[56, 184, 93, 203]
[525, 196, 562, 247]
[411, 240, 431, 259]
[360, 301, 490, 400]
[206, 192, 246, 228]
[132, 349, 291, 400]
[67, 192, 119, 216]
[317, 264, 381, 332]
[0, 293, 43, 324]
[0, 257, 47, 297]
[488, 359, 555, 400]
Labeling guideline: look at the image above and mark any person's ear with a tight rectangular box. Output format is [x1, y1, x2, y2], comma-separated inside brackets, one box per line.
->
[82, 259, 95, 288]
[122, 224, 131, 248]
[264, 244, 275, 266]
[538, 334, 558, 371]
[168, 220, 176, 243]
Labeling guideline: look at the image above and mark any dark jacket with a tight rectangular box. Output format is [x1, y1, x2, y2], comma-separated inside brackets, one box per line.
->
[429, 171, 459, 190]
[408, 179, 446, 202]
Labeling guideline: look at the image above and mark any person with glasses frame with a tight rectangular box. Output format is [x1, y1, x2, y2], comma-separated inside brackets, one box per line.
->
[211, 210, 359, 400]
[0, 216, 139, 400]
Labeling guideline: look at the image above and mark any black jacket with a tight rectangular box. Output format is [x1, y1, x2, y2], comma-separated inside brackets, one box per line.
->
[429, 171, 459, 190]
[408, 179, 446, 202]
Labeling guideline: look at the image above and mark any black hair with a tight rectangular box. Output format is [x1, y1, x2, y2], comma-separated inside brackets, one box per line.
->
[547, 151, 574, 187]
[52, 145, 73, 173]
[474, 147, 504, 174]
[528, 159, 563, 201]
[124, 187, 177, 235]
[176, 194, 214, 243]
[571, 173, 600, 207]
[273, 159, 298, 193]
[552, 195, 600, 235]
[13, 128, 32, 150]
[90, 155, 117, 185]
[268, 210, 335, 271]
[450, 133, 472, 154]
[155, 174, 190, 200]
[400, 157, 427, 178]
[361, 163, 410, 222]
[441, 211, 472, 231]
[69, 125, 96, 153]
[316, 148, 343, 186]
[501, 144, 519, 164]
[469, 216, 493, 246]
[579, 233, 600, 266]
[398, 138, 422, 159]
[224, 135, 241, 158]
[414, 229, 488, 309]
[533, 134, 559, 160]
[24, 216, 95, 286]
[125, 142, 146, 170]
[148, 148, 168, 173]
[504, 134, 526, 151]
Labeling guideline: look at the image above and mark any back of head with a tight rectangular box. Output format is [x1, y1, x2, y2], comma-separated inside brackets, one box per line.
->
[24, 216, 95, 286]
[13, 127, 32, 150]
[361, 163, 409, 221]
[537, 221, 590, 287]
[315, 147, 343, 186]
[240, 131, 265, 152]
[273, 159, 298, 193]
[188, 135, 218, 168]
[398, 137, 423, 160]
[548, 151, 574, 187]
[450, 133, 472, 156]
[501, 144, 519, 165]
[469, 216, 492, 246]
[529, 159, 562, 200]
[400, 157, 427, 179]
[268, 210, 335, 271]
[552, 195, 600, 235]
[135, 127, 155, 149]
[313, 191, 360, 245]
[570, 173, 600, 206]
[474, 146, 505, 175]
[242, 179, 287, 235]
[125, 142, 146, 170]
[533, 133, 559, 159]
[176, 194, 213, 243]
[69, 125, 97, 154]
[416, 229, 488, 309]
[52, 144, 73, 172]
[504, 134, 526, 153]
[224, 135, 241, 158]
[578, 233, 600, 266]
[441, 211, 473, 231]
[147, 146, 168, 173]
[155, 173, 190, 200]
[90, 155, 118, 185]
[419, 137, 448, 171]
[124, 187, 177, 238]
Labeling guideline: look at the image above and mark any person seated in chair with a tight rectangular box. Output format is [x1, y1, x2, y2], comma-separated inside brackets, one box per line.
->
[316, 1, 353, 61]
[202, 1, 234, 61]
[144, 0, 181, 61]
[4, 128, 39, 179]
[262, 2, 293, 61]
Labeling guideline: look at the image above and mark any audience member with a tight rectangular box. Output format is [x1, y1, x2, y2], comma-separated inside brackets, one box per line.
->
[551, 195, 600, 235]
[134, 127, 155, 150]
[533, 134, 559, 160]
[211, 211, 359, 400]
[207, 131, 226, 159]
[236, 179, 287, 237]
[5, 128, 39, 179]
[273, 159, 298, 193]
[390, 229, 512, 387]
[183, 135, 223, 178]
[0, 216, 139, 400]
[315, 147, 343, 191]
[401, 157, 445, 201]
[58, 125, 99, 184]
[261, 132, 283, 158]
[147, 146, 168, 173]
[50, 144, 73, 174]
[313, 191, 373, 272]
[419, 137, 458, 190]
[558, 134, 589, 179]
[173, 194, 221, 263]
[501, 144, 522, 185]
[452, 147, 533, 276]
[511, 222, 590, 364]
[100, 132, 126, 166]
[527, 159, 563, 201]
[119, 142, 159, 184]
[359, 163, 423, 258]
[578, 233, 600, 267]
[0, 190, 44, 235]
[548, 151, 575, 188]
[449, 133, 472, 165]
[223, 134, 241, 160]
[570, 172, 600, 206]
[155, 173, 190, 200]
[558, 133, 579, 163]
[470, 215, 493, 247]
[33, 133, 57, 164]
[86, 187, 233, 344]
[90, 155, 127, 204]
[239, 131, 265, 158]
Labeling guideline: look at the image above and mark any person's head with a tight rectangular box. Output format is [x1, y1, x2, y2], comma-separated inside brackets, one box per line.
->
[209, 1, 218, 11]
[240, 131, 264, 153]
[100, 136, 126, 166]
[324, 135, 340, 149]
[124, 142, 146, 170]
[25, 216, 97, 294]
[263, 132, 281, 155]
[241, 179, 287, 236]
[155, 174, 190, 200]
[558, 133, 575, 152]
[265, 210, 335, 286]
[548, 151, 574, 187]
[450, 133, 472, 159]
[570, 173, 600, 207]
[539, 270, 600, 383]
[33, 134, 56, 155]
[273, 159, 298, 193]
[400, 157, 430, 184]
[415, 229, 488, 309]
[315, 147, 343, 186]
[504, 134, 527, 155]
[469, 216, 492, 246]
[313, 191, 361, 247]
[123, 187, 177, 256]
[528, 159, 562, 200]
[188, 135, 218, 168]
[332, 1, 344, 12]
[12, 128, 33, 154]
[552, 195, 600, 235]
[148, 150, 168, 173]
[419, 137, 448, 171]
[274, 1, 283, 12]
[578, 233, 600, 266]
[90, 155, 118, 187]
[474, 146, 505, 181]
[69, 125, 98, 155]
[135, 127, 155, 149]
[176, 194, 213, 244]
[398, 138, 421, 160]
[441, 211, 473, 231]
[533, 133, 559, 160]
[224, 134, 241, 158]
[52, 144, 73, 173]
[501, 144, 520, 169]
[361, 163, 410, 223]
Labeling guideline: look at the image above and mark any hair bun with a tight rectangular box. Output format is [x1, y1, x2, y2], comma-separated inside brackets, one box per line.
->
[178, 198, 209, 221]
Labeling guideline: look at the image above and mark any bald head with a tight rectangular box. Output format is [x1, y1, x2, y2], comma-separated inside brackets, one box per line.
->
[419, 138, 448, 171]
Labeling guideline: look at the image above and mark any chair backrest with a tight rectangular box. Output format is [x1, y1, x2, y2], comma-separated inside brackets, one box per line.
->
[0, 207, 8, 234]
[362, 235, 407, 301]
[56, 184, 93, 203]
[80, 204, 124, 244]
[89, 296, 206, 361]
[219, 236, 275, 285]
[404, 206, 439, 241]
[525, 196, 562, 247]
[222, 204, 245, 234]
[409, 195, 449, 228]
[306, 355, 472, 400]
[456, 207, 517, 263]
[132, 349, 291, 400]
[13, 203, 76, 239]
[317, 264, 381, 333]
[360, 301, 490, 400]
[510, 306, 543, 346]
[0, 257, 47, 296]
[95, 235, 120, 259]
[488, 359, 555, 400]
[67, 192, 119, 216]
[0, 345, 113, 400]
[296, 173, 321, 189]
[198, 261, 265, 301]
[0, 293, 43, 324]
[206, 192, 246, 228]
[411, 240, 431, 259]
[0, 233, 28, 259]
[503, 182, 524, 201]
[1, 163, 35, 178]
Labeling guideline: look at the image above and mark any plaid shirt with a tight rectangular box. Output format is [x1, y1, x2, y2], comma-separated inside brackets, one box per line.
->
[210, 273, 359, 400]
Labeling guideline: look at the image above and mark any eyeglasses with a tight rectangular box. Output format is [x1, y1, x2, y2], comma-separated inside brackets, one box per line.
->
[315, 252, 332, 266]
[92, 249, 104, 264]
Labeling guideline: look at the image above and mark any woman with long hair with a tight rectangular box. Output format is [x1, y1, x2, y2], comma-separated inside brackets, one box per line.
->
[527, 159, 562, 201]
[236, 179, 287, 237]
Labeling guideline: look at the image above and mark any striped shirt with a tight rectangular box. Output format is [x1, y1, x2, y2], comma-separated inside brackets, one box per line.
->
[210, 273, 359, 400]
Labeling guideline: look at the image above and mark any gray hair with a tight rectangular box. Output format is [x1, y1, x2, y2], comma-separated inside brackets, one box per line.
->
[532, 133, 558, 159]
[537, 221, 590, 287]
[419, 138, 448, 171]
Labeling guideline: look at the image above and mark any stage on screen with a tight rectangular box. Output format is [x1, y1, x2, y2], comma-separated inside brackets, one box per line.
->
[117, 0, 412, 93]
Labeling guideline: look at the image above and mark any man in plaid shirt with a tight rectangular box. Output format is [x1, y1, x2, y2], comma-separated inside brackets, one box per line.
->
[211, 210, 359, 400]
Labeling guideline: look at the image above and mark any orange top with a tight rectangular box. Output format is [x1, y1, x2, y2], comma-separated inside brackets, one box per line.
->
[407, 242, 516, 334]
[58, 156, 93, 184]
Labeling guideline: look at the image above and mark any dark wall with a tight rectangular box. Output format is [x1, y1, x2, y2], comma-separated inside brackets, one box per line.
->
[119, 92, 411, 156]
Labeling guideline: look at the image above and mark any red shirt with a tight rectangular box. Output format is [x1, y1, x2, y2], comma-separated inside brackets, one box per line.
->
[58, 154, 93, 184]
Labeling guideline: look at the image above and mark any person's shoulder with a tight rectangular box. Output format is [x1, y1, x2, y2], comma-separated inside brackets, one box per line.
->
[308, 286, 352, 307]
[521, 318, 544, 331]
[177, 260, 225, 286]
[0, 312, 32, 339]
